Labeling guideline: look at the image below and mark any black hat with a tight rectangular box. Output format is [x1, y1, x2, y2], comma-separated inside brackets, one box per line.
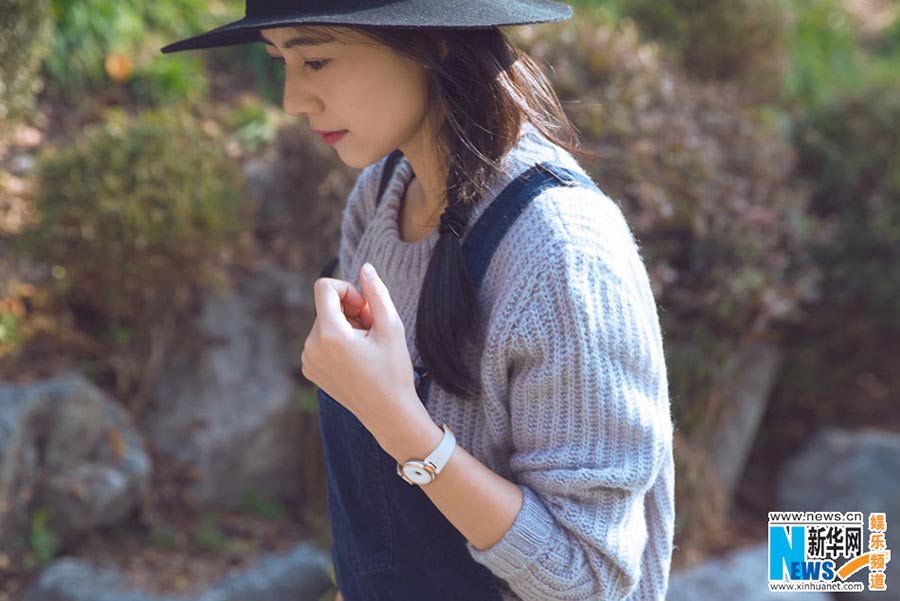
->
[161, 0, 573, 54]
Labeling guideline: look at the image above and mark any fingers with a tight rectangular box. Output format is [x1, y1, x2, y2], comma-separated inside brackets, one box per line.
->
[358, 263, 397, 329]
[313, 277, 367, 331]
[358, 300, 373, 330]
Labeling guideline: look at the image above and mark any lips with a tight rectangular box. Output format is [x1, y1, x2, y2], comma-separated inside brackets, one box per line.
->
[314, 129, 348, 145]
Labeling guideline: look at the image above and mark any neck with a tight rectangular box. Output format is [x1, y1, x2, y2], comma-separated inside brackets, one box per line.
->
[398, 117, 448, 222]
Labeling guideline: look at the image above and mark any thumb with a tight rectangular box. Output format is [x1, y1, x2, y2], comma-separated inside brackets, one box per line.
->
[359, 262, 396, 327]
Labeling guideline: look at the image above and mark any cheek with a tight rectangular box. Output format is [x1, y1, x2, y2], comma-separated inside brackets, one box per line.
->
[345, 77, 427, 134]
[349, 54, 429, 115]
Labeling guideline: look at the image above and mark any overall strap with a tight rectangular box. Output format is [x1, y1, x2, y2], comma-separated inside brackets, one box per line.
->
[415, 161, 599, 400]
[375, 148, 405, 211]
[318, 149, 405, 279]
[461, 161, 600, 291]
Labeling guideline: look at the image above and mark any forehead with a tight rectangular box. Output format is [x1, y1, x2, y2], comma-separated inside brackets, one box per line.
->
[259, 26, 366, 49]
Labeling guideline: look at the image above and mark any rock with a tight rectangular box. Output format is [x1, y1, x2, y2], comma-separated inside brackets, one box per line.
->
[20, 542, 334, 601]
[0, 372, 152, 548]
[21, 557, 181, 601]
[704, 340, 782, 496]
[666, 542, 833, 601]
[242, 123, 358, 272]
[193, 542, 334, 601]
[140, 264, 317, 509]
[776, 427, 900, 599]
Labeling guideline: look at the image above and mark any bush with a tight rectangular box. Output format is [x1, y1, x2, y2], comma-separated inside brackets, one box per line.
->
[42, 0, 237, 104]
[207, 43, 287, 107]
[783, 0, 870, 112]
[793, 72, 900, 343]
[0, 0, 53, 126]
[617, 0, 791, 101]
[15, 107, 251, 340]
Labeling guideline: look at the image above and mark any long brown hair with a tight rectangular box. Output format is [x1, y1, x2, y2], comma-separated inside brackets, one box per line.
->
[311, 24, 599, 400]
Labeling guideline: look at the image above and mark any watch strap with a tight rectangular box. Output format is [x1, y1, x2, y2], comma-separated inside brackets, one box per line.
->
[424, 423, 456, 474]
[397, 423, 456, 485]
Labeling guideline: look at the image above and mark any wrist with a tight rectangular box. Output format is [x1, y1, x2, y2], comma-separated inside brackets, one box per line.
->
[378, 401, 444, 464]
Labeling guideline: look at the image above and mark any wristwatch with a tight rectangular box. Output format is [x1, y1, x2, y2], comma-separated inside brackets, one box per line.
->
[396, 423, 456, 486]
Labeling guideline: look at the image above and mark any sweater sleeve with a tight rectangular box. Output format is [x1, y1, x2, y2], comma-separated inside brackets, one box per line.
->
[464, 237, 673, 600]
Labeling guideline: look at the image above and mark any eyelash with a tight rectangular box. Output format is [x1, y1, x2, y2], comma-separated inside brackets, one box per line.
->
[269, 56, 328, 71]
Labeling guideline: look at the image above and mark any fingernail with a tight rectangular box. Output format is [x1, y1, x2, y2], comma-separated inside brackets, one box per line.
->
[362, 262, 376, 279]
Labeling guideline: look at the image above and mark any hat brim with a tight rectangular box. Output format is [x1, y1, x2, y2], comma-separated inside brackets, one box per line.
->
[161, 0, 572, 54]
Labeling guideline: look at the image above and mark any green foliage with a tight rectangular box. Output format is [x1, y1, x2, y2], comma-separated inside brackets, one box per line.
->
[131, 52, 209, 106]
[15, 106, 249, 332]
[194, 511, 227, 552]
[146, 522, 179, 550]
[874, 11, 900, 58]
[784, 0, 900, 114]
[210, 43, 287, 107]
[0, 0, 53, 126]
[43, 0, 234, 104]
[27, 506, 61, 566]
[784, 0, 869, 111]
[564, 0, 623, 24]
[793, 72, 900, 333]
[0, 304, 24, 358]
[295, 387, 320, 415]
[238, 488, 286, 520]
[616, 0, 790, 97]
[226, 99, 281, 154]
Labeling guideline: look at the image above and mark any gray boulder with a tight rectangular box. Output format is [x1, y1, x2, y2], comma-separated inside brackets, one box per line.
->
[140, 264, 318, 509]
[0, 372, 151, 548]
[776, 427, 900, 600]
[667, 542, 833, 601]
[21, 541, 333, 601]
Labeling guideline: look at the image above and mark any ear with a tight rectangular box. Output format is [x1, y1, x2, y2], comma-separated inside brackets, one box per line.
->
[438, 38, 449, 62]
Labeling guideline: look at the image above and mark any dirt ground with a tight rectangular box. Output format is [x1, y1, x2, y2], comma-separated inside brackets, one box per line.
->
[0, 445, 327, 601]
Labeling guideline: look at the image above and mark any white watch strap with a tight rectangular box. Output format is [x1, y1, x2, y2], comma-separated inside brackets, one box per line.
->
[424, 423, 456, 474]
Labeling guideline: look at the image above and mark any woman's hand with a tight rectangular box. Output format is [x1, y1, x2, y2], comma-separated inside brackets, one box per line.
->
[335, 590, 344, 601]
[301, 262, 425, 444]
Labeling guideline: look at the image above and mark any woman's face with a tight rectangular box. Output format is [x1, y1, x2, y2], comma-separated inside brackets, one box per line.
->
[261, 26, 433, 169]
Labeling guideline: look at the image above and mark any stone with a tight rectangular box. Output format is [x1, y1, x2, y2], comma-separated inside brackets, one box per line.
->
[0, 372, 151, 548]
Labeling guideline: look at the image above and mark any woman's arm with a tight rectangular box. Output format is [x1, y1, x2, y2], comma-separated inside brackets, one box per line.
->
[379, 397, 526, 552]
[380, 234, 674, 600]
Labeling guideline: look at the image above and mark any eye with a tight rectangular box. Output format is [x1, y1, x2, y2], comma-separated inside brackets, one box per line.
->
[304, 60, 329, 71]
[267, 56, 328, 71]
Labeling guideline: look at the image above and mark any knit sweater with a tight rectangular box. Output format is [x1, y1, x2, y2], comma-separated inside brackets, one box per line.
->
[335, 122, 675, 600]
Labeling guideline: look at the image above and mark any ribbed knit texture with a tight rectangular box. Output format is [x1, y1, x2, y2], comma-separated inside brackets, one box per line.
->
[335, 122, 675, 600]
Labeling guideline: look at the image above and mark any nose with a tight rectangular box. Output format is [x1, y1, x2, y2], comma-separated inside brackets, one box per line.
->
[282, 71, 322, 117]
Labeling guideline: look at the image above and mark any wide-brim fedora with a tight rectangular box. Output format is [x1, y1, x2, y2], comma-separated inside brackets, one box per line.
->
[161, 0, 573, 54]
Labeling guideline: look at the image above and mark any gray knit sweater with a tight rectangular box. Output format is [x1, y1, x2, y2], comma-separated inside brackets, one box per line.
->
[336, 122, 675, 600]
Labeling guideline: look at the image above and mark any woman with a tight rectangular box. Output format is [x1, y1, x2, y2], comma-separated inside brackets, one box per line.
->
[162, 2, 675, 599]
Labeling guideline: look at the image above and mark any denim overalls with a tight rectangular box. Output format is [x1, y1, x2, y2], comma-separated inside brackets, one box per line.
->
[316, 154, 601, 600]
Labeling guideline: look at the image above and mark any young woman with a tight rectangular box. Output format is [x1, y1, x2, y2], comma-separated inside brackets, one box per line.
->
[162, 2, 675, 599]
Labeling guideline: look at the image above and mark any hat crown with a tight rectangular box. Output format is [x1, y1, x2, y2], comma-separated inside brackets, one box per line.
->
[162, 0, 572, 54]
[247, 0, 399, 19]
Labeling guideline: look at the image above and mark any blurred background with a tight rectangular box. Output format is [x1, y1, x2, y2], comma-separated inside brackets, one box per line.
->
[1, 0, 898, 599]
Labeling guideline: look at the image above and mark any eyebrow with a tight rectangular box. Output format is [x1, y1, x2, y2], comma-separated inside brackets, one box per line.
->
[259, 31, 338, 49]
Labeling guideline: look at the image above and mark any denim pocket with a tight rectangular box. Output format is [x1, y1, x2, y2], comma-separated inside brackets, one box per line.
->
[318, 388, 393, 573]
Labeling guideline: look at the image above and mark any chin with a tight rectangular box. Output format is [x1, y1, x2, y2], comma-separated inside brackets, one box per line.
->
[336, 146, 393, 171]
[336, 154, 370, 170]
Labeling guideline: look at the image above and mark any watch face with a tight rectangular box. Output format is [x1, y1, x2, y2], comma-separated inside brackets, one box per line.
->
[402, 463, 434, 485]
